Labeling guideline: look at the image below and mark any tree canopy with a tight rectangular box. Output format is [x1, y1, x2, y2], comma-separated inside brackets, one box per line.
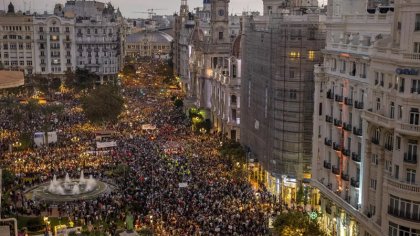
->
[273, 212, 326, 236]
[65, 68, 98, 91]
[81, 85, 124, 124]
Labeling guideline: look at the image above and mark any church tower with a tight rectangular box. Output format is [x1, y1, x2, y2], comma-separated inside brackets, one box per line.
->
[180, 0, 189, 17]
[211, 0, 230, 44]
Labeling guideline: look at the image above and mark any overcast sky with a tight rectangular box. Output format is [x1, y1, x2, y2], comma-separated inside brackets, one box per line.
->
[1, 0, 263, 18]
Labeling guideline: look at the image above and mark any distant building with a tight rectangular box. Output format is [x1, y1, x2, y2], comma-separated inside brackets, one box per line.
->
[126, 31, 173, 59]
[0, 1, 126, 82]
[0, 4, 35, 75]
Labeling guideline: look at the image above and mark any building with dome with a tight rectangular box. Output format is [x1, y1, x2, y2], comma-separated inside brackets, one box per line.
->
[126, 31, 173, 59]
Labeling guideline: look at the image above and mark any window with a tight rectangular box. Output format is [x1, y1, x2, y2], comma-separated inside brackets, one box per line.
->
[395, 165, 399, 179]
[65, 27, 69, 33]
[331, 58, 337, 71]
[370, 178, 377, 190]
[290, 70, 295, 78]
[398, 105, 403, 119]
[390, 102, 395, 119]
[376, 98, 381, 111]
[360, 63, 367, 78]
[412, 79, 420, 93]
[415, 14, 420, 31]
[396, 136, 401, 150]
[308, 50, 315, 61]
[385, 160, 392, 173]
[388, 222, 398, 236]
[371, 154, 379, 165]
[415, 42, 420, 53]
[349, 61, 356, 76]
[340, 60, 346, 73]
[219, 32, 223, 40]
[407, 169, 416, 184]
[408, 140, 418, 162]
[410, 108, 419, 125]
[39, 27, 43, 32]
[399, 77, 405, 93]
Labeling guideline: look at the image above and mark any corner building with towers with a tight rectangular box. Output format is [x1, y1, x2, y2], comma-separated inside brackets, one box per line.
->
[311, 0, 420, 235]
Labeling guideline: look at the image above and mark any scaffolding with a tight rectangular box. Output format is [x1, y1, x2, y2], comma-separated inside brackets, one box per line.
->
[241, 13, 326, 197]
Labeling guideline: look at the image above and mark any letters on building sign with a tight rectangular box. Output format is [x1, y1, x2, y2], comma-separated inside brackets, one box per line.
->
[395, 68, 419, 75]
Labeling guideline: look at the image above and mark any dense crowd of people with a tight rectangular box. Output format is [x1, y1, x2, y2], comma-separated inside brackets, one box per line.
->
[0, 60, 273, 235]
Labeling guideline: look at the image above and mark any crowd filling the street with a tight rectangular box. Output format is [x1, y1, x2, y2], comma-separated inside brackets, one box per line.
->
[0, 60, 281, 235]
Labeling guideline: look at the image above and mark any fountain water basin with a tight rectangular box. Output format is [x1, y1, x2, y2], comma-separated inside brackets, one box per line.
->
[47, 171, 98, 196]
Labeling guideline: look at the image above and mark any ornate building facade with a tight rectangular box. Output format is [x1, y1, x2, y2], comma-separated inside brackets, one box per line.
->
[0, 3, 35, 75]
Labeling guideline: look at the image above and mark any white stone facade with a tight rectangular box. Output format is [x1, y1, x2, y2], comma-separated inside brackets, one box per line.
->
[310, 0, 420, 235]
[33, 15, 76, 76]
[0, 9, 35, 75]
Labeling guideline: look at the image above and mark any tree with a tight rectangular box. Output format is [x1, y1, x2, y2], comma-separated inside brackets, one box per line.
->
[81, 85, 124, 124]
[174, 98, 183, 108]
[273, 212, 326, 236]
[65, 68, 98, 91]
[122, 64, 136, 76]
[220, 140, 246, 164]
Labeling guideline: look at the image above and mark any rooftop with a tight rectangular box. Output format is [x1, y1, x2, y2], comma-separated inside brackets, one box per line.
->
[0, 71, 24, 89]
[126, 31, 173, 44]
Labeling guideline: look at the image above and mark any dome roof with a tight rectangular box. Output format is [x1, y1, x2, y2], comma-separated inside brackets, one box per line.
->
[126, 31, 173, 44]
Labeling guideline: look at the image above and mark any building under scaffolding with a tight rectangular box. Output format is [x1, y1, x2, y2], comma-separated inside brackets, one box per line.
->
[240, 11, 326, 202]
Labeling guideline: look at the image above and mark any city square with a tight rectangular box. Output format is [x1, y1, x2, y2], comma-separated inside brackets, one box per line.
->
[0, 0, 419, 235]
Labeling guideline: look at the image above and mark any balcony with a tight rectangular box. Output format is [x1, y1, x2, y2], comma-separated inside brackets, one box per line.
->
[353, 127, 362, 136]
[352, 152, 361, 162]
[354, 101, 364, 109]
[342, 148, 351, 157]
[335, 94, 343, 103]
[396, 122, 420, 137]
[371, 137, 380, 145]
[385, 143, 393, 151]
[341, 173, 350, 181]
[334, 118, 342, 127]
[388, 206, 420, 223]
[324, 138, 332, 146]
[343, 123, 352, 131]
[332, 166, 340, 175]
[324, 160, 332, 169]
[363, 110, 394, 129]
[326, 90, 334, 99]
[386, 174, 420, 193]
[404, 153, 417, 164]
[344, 97, 353, 106]
[325, 115, 333, 123]
[333, 142, 342, 151]
[350, 178, 360, 188]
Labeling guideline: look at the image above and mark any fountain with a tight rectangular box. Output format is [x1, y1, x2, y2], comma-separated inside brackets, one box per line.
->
[46, 171, 98, 196]
[26, 170, 113, 202]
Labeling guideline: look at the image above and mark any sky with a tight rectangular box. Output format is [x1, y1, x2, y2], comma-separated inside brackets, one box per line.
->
[0, 0, 263, 18]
